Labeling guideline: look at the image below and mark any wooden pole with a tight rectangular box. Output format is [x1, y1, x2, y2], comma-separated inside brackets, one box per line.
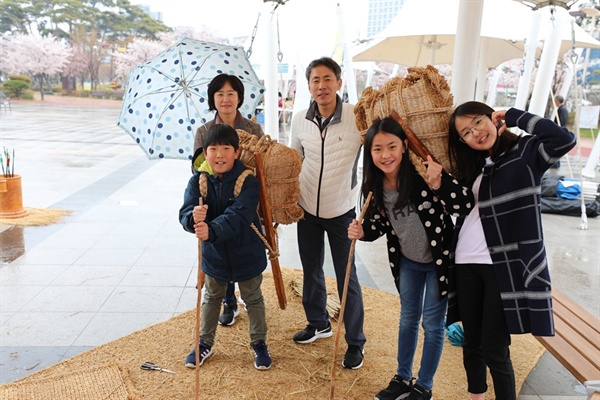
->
[329, 192, 372, 400]
[194, 199, 205, 400]
[254, 152, 287, 310]
[390, 110, 438, 164]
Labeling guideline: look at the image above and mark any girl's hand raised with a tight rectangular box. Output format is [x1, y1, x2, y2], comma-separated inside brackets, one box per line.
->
[423, 155, 442, 190]
[491, 110, 507, 136]
[348, 219, 364, 240]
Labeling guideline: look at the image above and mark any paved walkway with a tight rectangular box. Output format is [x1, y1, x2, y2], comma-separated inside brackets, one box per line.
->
[0, 97, 598, 399]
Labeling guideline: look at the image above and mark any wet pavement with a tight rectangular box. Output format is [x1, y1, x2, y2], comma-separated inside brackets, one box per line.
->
[0, 99, 598, 399]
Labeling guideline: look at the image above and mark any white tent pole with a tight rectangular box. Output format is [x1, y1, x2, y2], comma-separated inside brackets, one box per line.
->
[558, 61, 574, 99]
[264, 6, 279, 140]
[367, 67, 375, 88]
[564, 19, 588, 230]
[581, 47, 592, 102]
[515, 10, 542, 110]
[528, 9, 566, 117]
[475, 40, 488, 102]
[486, 67, 501, 107]
[337, 3, 358, 104]
[451, 0, 484, 105]
[429, 35, 438, 65]
[290, 53, 311, 145]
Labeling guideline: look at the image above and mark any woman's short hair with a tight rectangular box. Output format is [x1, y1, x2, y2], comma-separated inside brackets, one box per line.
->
[207, 74, 245, 111]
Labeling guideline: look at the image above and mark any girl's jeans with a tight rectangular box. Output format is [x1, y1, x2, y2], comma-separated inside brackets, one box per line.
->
[397, 255, 448, 391]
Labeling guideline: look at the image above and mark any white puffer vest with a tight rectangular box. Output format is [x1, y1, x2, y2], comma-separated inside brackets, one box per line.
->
[290, 100, 362, 219]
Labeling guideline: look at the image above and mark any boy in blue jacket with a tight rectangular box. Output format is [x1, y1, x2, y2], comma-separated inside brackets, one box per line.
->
[179, 124, 271, 370]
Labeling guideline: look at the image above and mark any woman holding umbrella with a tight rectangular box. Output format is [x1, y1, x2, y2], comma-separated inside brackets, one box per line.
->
[193, 73, 264, 327]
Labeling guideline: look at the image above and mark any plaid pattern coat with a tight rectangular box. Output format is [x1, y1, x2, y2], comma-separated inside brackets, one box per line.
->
[447, 108, 576, 336]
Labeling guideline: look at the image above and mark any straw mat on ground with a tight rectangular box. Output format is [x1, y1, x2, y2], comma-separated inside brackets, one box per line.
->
[0, 207, 71, 226]
[0, 364, 140, 400]
[0, 269, 544, 399]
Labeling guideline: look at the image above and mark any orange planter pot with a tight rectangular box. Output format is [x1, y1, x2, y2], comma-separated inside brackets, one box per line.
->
[0, 175, 28, 219]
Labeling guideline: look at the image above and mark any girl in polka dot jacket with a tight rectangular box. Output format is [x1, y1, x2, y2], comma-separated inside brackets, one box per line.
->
[348, 117, 474, 400]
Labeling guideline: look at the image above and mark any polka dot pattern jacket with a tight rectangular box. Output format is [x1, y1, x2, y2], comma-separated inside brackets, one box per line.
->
[360, 170, 474, 298]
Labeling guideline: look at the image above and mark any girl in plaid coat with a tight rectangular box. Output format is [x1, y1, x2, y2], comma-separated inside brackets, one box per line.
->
[447, 101, 576, 400]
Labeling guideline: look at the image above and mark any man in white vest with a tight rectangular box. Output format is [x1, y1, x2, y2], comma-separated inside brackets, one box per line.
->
[289, 57, 366, 369]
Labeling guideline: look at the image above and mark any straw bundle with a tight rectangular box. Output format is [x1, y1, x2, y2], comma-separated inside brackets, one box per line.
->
[236, 130, 303, 225]
[354, 65, 454, 176]
[391, 65, 454, 172]
[354, 86, 376, 142]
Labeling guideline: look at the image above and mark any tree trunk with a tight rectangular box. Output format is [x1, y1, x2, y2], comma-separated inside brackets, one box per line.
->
[39, 74, 45, 101]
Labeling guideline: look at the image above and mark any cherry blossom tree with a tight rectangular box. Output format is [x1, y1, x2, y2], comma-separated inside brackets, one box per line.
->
[113, 26, 227, 84]
[2, 32, 72, 100]
[113, 38, 166, 79]
[61, 47, 89, 92]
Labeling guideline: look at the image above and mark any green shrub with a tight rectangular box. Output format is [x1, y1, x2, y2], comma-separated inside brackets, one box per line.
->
[20, 90, 34, 100]
[4, 80, 30, 98]
[8, 74, 32, 84]
[75, 89, 90, 97]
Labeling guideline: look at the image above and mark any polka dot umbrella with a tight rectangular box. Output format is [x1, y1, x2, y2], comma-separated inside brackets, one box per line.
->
[117, 38, 265, 160]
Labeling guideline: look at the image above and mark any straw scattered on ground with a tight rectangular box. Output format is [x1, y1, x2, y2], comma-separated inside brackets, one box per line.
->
[0, 269, 544, 399]
[0, 207, 71, 226]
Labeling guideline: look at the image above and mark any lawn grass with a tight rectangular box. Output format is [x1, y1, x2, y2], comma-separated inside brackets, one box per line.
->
[579, 128, 597, 140]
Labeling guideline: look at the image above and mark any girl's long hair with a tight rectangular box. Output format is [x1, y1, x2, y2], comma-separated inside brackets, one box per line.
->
[448, 101, 520, 186]
[362, 117, 415, 216]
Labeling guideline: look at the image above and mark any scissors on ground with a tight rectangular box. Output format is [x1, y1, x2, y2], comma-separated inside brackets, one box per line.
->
[140, 361, 176, 374]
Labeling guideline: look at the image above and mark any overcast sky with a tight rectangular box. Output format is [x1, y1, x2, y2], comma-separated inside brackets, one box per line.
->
[134, 0, 368, 39]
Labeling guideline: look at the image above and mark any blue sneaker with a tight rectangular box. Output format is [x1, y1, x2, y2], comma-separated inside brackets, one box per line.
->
[253, 341, 272, 370]
[185, 339, 213, 368]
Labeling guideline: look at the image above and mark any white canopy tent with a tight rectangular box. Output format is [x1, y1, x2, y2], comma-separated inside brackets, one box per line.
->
[352, 0, 532, 68]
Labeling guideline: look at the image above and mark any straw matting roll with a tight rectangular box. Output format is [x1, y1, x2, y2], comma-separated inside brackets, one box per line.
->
[0, 364, 140, 400]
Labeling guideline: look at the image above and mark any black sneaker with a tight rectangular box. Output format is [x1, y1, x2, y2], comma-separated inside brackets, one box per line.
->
[218, 301, 240, 326]
[375, 375, 413, 400]
[184, 339, 213, 368]
[342, 344, 364, 369]
[293, 322, 333, 344]
[253, 340, 272, 370]
[407, 384, 432, 400]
